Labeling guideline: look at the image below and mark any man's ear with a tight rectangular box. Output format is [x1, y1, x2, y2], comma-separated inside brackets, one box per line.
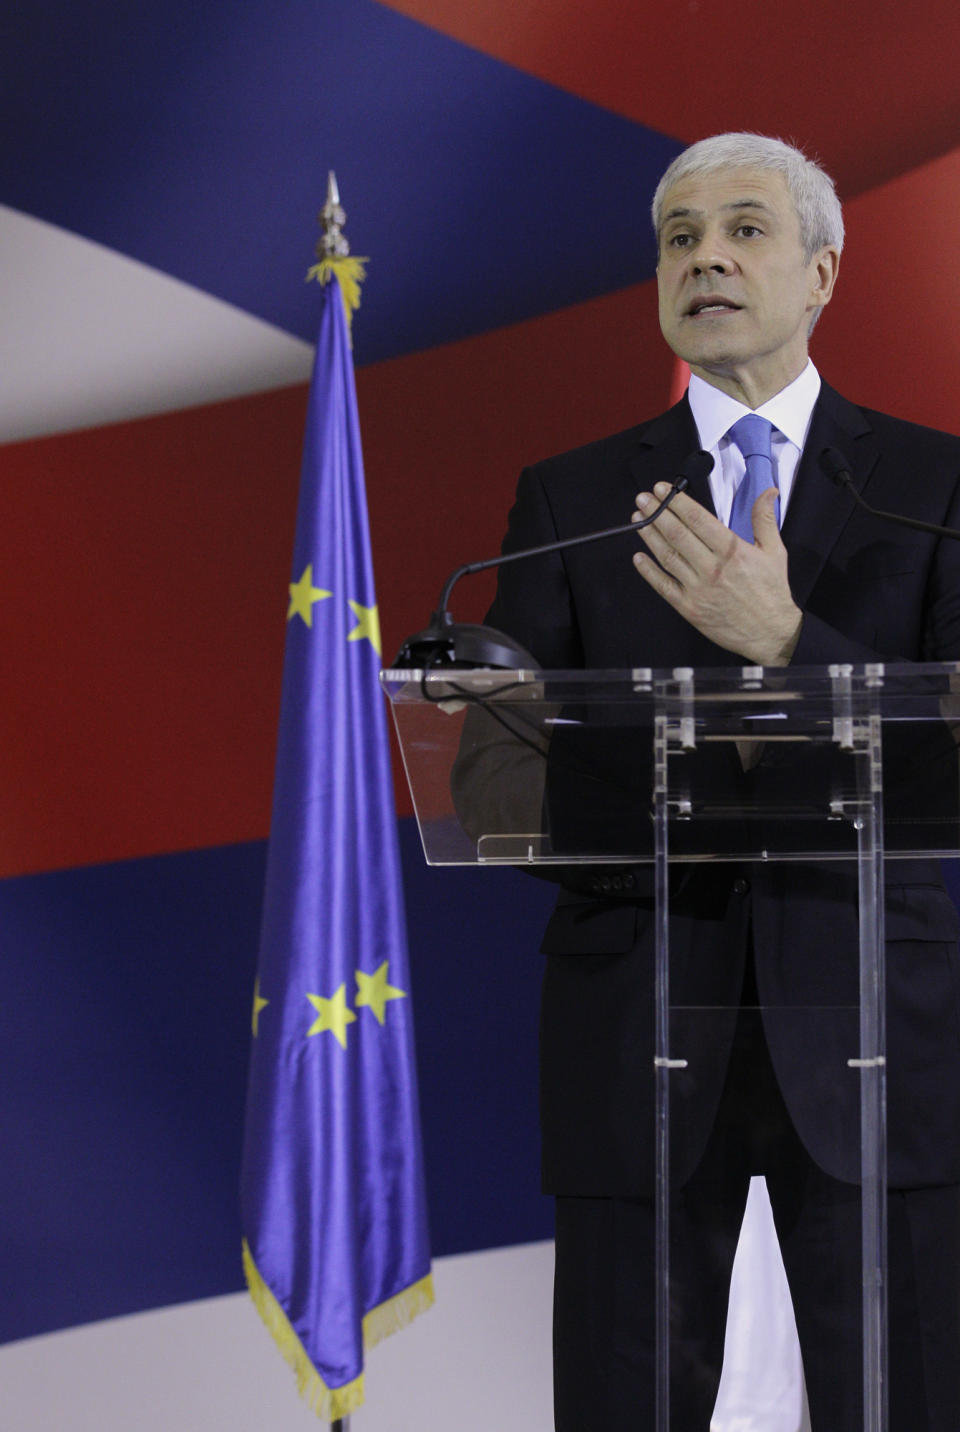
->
[811, 245, 840, 310]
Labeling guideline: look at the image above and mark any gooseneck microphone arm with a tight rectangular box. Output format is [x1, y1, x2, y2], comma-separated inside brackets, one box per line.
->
[392, 449, 715, 670]
[819, 446, 960, 542]
[438, 470, 698, 614]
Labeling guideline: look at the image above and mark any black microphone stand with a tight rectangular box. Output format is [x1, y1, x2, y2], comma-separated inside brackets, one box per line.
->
[819, 446, 960, 541]
[392, 451, 714, 670]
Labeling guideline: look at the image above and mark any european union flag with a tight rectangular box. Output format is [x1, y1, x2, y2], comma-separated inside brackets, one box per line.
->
[240, 259, 433, 1422]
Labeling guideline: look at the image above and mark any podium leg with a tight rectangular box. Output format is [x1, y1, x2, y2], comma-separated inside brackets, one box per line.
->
[855, 707, 888, 1432]
[653, 706, 677, 1432]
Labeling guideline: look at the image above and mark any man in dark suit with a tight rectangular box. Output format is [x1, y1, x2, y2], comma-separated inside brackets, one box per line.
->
[481, 134, 960, 1429]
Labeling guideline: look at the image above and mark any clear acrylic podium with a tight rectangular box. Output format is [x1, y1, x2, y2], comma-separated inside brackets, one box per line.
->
[381, 659, 960, 1432]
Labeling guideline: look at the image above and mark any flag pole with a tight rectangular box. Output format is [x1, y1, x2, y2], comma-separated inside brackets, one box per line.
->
[311, 184, 360, 1432]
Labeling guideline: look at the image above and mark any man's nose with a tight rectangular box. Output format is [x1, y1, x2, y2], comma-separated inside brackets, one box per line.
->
[686, 227, 736, 276]
[690, 249, 735, 277]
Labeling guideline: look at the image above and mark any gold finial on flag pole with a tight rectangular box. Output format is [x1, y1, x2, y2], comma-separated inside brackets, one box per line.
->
[307, 171, 368, 334]
[318, 172, 349, 260]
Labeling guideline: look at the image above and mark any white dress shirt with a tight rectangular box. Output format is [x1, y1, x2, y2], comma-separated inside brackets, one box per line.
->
[686, 360, 822, 528]
[686, 365, 821, 1432]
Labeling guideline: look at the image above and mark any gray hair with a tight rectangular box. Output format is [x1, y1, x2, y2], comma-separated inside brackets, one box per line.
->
[651, 133, 844, 260]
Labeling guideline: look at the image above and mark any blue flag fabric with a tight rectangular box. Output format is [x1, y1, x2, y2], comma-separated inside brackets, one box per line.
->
[241, 271, 433, 1421]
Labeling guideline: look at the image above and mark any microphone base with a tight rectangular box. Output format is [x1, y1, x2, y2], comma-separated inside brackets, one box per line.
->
[391, 622, 539, 671]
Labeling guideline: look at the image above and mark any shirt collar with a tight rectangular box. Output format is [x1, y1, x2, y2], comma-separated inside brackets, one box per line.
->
[687, 360, 821, 451]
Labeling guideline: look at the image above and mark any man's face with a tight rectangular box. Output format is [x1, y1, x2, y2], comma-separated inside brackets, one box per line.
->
[656, 167, 838, 406]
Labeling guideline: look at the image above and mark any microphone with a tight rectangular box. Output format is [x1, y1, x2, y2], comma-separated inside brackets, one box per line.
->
[391, 449, 714, 670]
[819, 447, 960, 542]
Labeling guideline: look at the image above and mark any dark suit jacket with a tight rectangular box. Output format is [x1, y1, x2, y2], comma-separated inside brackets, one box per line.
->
[481, 383, 960, 1194]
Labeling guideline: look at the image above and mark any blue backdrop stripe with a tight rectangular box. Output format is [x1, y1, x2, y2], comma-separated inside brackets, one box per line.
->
[0, 0, 678, 363]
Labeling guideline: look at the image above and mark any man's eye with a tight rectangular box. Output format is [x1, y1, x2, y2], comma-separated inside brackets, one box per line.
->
[669, 233, 692, 247]
[736, 224, 761, 238]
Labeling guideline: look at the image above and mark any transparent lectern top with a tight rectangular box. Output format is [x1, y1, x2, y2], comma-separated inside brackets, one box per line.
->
[380, 660, 960, 865]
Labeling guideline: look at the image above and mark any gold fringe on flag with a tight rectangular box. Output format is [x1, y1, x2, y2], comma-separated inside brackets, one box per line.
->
[242, 1239, 435, 1422]
[363, 1268, 435, 1350]
[306, 254, 369, 336]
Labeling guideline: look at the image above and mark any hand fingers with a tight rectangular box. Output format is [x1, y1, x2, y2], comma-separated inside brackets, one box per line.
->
[632, 493, 702, 578]
[634, 485, 729, 558]
[751, 487, 784, 547]
[635, 485, 725, 536]
[635, 520, 696, 581]
[632, 544, 679, 600]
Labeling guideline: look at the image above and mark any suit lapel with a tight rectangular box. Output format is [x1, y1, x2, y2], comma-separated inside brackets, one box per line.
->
[782, 383, 880, 608]
[618, 397, 735, 670]
[626, 396, 716, 516]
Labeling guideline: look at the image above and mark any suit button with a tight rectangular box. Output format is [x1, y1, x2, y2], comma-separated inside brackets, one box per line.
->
[732, 878, 750, 896]
[611, 876, 623, 891]
[599, 876, 612, 893]
[622, 873, 636, 890]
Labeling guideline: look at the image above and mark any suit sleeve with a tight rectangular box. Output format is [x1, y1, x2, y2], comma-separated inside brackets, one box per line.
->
[450, 464, 580, 856]
[484, 466, 585, 670]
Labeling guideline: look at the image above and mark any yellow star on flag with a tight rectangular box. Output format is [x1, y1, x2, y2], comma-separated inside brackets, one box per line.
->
[252, 976, 269, 1038]
[306, 984, 357, 1050]
[347, 599, 381, 656]
[355, 961, 407, 1026]
[287, 565, 331, 626]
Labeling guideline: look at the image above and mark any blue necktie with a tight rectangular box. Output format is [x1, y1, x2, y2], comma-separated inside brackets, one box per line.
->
[728, 414, 779, 543]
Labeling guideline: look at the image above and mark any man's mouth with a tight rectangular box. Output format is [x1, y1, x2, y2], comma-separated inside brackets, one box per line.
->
[687, 298, 742, 316]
